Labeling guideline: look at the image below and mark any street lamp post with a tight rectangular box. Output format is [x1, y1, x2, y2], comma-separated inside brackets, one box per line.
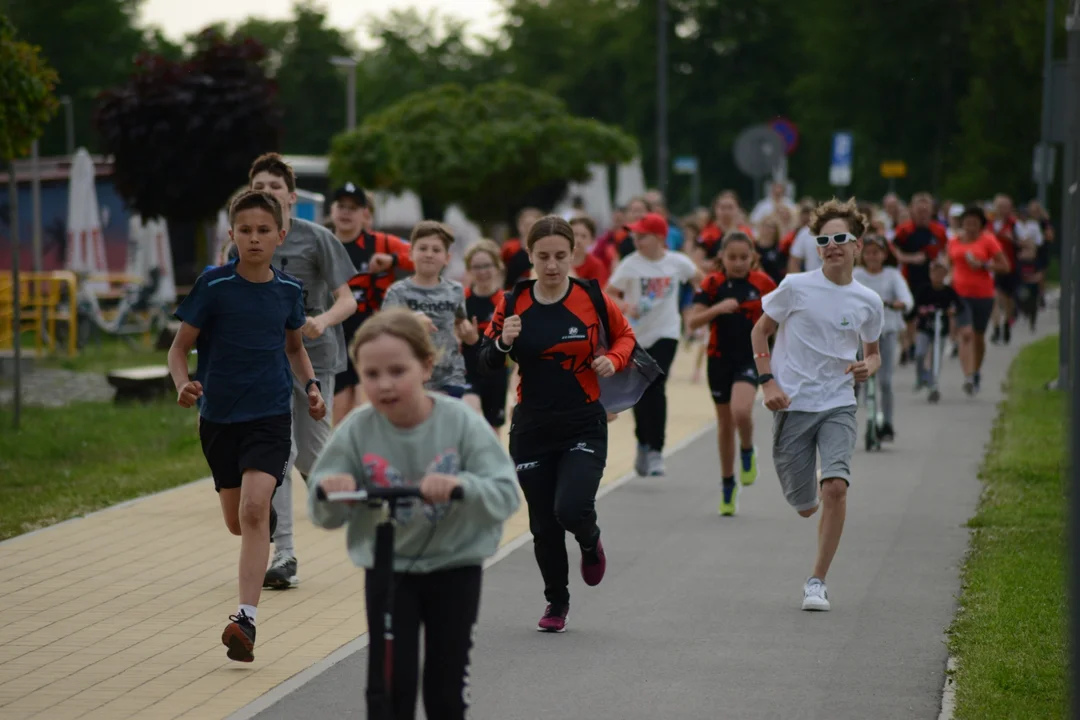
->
[1037, 0, 1056, 207]
[329, 56, 358, 131]
[656, 0, 669, 195]
[60, 96, 74, 156]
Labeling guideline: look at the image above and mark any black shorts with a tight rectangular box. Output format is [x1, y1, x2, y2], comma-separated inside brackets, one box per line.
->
[334, 360, 359, 392]
[199, 413, 292, 492]
[707, 357, 758, 405]
[468, 369, 510, 428]
[994, 272, 1019, 295]
[956, 297, 995, 335]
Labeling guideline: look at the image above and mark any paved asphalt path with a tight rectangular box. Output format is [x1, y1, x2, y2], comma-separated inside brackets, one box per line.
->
[249, 321, 1052, 720]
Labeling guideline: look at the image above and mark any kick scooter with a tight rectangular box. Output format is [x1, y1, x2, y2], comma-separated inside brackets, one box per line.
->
[315, 484, 464, 720]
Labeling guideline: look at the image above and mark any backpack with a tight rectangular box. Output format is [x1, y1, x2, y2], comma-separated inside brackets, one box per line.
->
[504, 277, 664, 414]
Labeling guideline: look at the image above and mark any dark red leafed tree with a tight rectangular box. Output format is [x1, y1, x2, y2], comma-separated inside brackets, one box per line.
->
[93, 29, 283, 225]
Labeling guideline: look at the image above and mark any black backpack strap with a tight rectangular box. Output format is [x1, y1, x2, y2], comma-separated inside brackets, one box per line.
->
[572, 277, 611, 342]
[505, 278, 536, 321]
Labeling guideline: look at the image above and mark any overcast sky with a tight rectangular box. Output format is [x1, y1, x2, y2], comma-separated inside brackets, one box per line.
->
[139, 0, 504, 47]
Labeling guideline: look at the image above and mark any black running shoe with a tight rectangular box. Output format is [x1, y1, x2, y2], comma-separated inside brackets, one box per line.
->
[1003, 323, 1011, 345]
[222, 611, 256, 662]
[264, 553, 298, 590]
[878, 422, 895, 442]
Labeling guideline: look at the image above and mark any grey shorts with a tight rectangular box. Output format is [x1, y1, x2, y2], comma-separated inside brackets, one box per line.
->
[771, 406, 858, 512]
[289, 371, 335, 476]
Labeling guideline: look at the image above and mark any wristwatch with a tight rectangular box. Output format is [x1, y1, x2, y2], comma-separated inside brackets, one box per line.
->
[305, 378, 321, 393]
[757, 373, 775, 385]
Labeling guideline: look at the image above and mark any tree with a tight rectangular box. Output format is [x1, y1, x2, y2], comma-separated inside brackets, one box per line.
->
[787, 0, 970, 201]
[4, 0, 151, 155]
[356, 9, 500, 122]
[943, 0, 1070, 203]
[93, 29, 283, 271]
[329, 81, 638, 226]
[0, 15, 59, 161]
[493, 0, 802, 210]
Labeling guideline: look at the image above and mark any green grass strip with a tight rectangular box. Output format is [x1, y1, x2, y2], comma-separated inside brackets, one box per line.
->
[949, 335, 1067, 719]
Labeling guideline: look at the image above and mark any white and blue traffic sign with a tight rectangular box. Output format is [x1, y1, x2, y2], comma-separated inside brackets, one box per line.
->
[829, 131, 853, 187]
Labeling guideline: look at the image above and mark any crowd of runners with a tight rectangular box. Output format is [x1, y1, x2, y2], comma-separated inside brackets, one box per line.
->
[166, 154, 1054, 719]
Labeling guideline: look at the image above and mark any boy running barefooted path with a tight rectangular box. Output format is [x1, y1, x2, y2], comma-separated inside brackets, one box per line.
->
[249, 154, 358, 591]
[168, 191, 327, 662]
[751, 198, 885, 612]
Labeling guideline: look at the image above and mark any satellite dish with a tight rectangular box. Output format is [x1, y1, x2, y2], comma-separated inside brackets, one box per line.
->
[733, 125, 786, 179]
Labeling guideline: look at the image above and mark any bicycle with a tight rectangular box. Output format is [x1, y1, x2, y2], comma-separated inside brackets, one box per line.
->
[315, 484, 465, 720]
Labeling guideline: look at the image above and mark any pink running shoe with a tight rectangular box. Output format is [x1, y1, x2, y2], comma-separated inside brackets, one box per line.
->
[537, 604, 568, 633]
[580, 538, 607, 586]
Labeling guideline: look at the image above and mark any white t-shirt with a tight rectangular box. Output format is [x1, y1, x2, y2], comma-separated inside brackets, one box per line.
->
[789, 227, 822, 272]
[761, 269, 885, 413]
[852, 266, 914, 334]
[608, 251, 698, 348]
[1014, 219, 1044, 247]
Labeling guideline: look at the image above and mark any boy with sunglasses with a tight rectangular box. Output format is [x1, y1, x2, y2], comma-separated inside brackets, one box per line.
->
[750, 198, 885, 612]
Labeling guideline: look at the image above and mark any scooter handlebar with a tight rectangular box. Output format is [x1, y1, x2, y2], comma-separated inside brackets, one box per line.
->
[315, 485, 465, 503]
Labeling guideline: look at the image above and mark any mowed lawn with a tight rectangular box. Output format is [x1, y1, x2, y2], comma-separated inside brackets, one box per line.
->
[949, 336, 1066, 718]
[0, 398, 207, 541]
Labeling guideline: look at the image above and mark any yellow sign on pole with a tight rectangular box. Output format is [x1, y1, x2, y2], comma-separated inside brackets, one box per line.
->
[880, 161, 907, 179]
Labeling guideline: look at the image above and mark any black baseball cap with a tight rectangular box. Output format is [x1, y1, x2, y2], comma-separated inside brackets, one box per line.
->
[332, 182, 368, 206]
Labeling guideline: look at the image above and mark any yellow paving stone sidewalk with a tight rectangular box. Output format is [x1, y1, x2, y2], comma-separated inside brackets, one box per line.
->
[0, 350, 717, 720]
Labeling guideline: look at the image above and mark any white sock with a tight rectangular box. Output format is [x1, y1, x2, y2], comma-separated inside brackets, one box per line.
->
[238, 604, 257, 623]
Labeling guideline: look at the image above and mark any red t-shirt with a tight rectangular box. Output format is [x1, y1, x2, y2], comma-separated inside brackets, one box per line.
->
[947, 232, 1003, 299]
[573, 252, 608, 286]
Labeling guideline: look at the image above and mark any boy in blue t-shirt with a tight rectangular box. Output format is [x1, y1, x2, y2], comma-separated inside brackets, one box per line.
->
[168, 190, 327, 663]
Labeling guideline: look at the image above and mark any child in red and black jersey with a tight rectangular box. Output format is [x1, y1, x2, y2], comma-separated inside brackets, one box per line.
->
[462, 240, 510, 434]
[477, 215, 636, 634]
[688, 231, 777, 516]
[328, 184, 414, 425]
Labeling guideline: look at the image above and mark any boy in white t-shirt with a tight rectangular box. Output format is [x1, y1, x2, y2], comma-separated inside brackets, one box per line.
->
[750, 198, 885, 612]
[607, 212, 702, 477]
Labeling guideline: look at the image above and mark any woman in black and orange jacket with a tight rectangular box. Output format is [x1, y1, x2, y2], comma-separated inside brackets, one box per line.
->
[477, 215, 636, 634]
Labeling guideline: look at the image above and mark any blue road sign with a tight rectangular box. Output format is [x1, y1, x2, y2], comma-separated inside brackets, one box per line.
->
[673, 156, 698, 174]
[829, 131, 853, 187]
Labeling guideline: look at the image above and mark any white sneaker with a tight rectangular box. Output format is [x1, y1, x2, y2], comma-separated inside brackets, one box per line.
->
[801, 577, 830, 611]
[634, 444, 648, 476]
[646, 450, 666, 476]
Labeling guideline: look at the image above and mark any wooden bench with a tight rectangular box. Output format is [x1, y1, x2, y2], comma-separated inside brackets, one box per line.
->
[106, 365, 173, 404]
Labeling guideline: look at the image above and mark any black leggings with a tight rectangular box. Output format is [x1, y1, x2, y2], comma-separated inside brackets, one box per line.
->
[632, 338, 679, 452]
[364, 565, 482, 720]
[510, 421, 608, 606]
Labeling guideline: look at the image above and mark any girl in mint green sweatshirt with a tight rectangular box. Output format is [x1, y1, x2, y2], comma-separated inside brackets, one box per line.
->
[309, 307, 520, 720]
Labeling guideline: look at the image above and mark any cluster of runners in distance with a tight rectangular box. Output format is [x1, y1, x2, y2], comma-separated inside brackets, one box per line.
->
[166, 154, 1053, 719]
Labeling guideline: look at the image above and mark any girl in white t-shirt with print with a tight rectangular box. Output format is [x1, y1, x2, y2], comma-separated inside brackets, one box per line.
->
[750, 198, 885, 614]
[607, 212, 702, 478]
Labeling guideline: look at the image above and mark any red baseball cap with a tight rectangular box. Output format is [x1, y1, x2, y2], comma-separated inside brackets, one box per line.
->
[627, 212, 668, 237]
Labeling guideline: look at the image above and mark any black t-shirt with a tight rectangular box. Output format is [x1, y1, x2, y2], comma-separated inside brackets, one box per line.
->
[755, 244, 786, 285]
[914, 284, 962, 335]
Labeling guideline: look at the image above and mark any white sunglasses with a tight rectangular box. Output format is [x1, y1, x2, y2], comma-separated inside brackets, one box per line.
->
[814, 232, 858, 247]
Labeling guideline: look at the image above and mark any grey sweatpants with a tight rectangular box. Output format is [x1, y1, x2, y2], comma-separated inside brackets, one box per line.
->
[877, 331, 898, 425]
[271, 371, 335, 556]
[772, 406, 858, 513]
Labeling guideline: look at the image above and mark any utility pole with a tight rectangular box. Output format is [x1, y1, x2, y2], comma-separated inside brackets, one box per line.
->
[7, 162, 22, 429]
[1064, 3, 1079, 718]
[1038, 0, 1057, 206]
[656, 0, 669, 195]
[329, 56, 358, 131]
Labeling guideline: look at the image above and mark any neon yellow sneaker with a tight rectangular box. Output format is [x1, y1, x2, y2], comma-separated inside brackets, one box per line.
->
[739, 446, 758, 487]
[718, 482, 739, 516]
